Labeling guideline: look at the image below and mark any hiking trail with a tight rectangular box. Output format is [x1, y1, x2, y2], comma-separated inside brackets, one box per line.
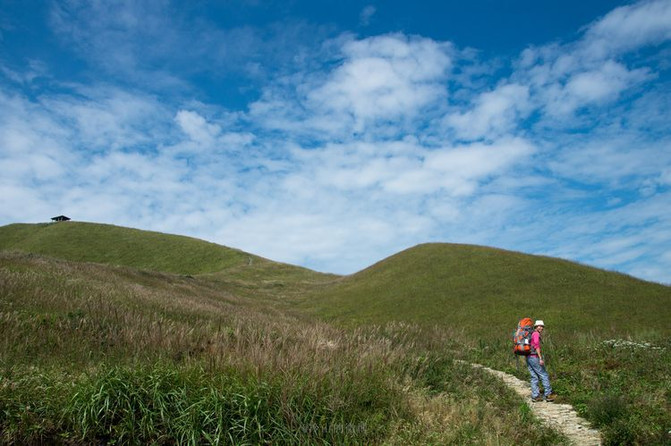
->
[463, 361, 601, 446]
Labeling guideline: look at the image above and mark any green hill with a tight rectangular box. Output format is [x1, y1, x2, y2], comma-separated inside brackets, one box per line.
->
[3, 223, 668, 337]
[302, 243, 671, 336]
[1, 249, 571, 445]
[1, 223, 670, 444]
[0, 222, 290, 276]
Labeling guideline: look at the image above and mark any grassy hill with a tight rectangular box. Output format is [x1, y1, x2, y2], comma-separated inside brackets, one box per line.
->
[0, 250, 563, 444]
[3, 222, 669, 337]
[1, 223, 670, 444]
[302, 243, 671, 335]
[299, 243, 671, 444]
[0, 222, 317, 277]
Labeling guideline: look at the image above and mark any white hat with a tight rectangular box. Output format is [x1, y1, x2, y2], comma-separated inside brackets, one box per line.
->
[534, 320, 545, 327]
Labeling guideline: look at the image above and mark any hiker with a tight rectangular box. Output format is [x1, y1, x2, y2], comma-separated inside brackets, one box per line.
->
[527, 320, 557, 402]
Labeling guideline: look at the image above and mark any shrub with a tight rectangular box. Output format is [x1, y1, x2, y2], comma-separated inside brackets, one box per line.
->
[588, 393, 628, 428]
[601, 417, 636, 446]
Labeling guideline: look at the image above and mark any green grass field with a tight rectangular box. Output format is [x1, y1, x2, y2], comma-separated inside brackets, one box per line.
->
[1, 222, 669, 444]
[0, 222, 263, 274]
[300, 243, 671, 332]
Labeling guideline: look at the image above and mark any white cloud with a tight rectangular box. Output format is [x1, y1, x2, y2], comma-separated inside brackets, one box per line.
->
[545, 62, 650, 116]
[47, 0, 327, 92]
[39, 86, 173, 151]
[173, 110, 255, 157]
[445, 83, 531, 140]
[305, 34, 452, 132]
[176, 110, 221, 145]
[583, 0, 671, 57]
[540, 192, 671, 284]
[547, 136, 671, 187]
[0, 184, 52, 220]
[422, 138, 535, 192]
[283, 136, 534, 199]
[1, 0, 671, 284]
[565, 63, 643, 102]
[514, 1, 670, 121]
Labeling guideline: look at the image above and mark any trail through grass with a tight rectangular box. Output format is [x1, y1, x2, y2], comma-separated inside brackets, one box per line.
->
[0, 252, 569, 444]
[2, 224, 670, 444]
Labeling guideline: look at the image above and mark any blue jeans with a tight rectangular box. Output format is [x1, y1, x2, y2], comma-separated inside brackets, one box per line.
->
[526, 355, 552, 398]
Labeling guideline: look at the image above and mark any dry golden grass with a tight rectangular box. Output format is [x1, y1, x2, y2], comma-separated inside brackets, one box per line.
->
[1, 252, 570, 444]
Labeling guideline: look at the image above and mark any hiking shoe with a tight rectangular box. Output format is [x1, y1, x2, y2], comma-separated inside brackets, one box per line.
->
[545, 393, 557, 402]
[531, 395, 544, 402]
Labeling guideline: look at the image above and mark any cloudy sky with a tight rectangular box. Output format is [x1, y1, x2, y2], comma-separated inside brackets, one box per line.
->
[1, 0, 670, 283]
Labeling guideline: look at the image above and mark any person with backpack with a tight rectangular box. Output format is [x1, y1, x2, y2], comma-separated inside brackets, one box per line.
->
[527, 320, 557, 402]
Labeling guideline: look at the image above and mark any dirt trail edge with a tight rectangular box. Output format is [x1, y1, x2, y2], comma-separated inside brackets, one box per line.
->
[462, 361, 601, 446]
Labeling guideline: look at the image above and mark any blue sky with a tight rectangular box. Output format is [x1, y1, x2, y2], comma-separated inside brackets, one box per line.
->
[1, 1, 670, 284]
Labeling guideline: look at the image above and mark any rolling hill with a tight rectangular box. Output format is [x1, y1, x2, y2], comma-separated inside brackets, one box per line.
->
[0, 222, 253, 274]
[1, 221, 670, 444]
[3, 222, 669, 336]
[301, 243, 671, 335]
[0, 222, 320, 277]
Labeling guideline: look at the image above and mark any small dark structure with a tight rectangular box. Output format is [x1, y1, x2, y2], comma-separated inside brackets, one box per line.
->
[51, 215, 71, 222]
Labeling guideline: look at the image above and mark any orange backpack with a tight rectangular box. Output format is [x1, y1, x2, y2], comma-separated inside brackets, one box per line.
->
[513, 317, 534, 356]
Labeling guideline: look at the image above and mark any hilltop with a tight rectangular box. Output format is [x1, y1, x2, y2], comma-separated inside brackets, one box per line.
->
[0, 222, 324, 278]
[302, 243, 671, 335]
[0, 222, 252, 274]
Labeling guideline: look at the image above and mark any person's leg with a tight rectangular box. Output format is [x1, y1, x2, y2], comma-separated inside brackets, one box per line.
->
[538, 365, 553, 397]
[526, 356, 541, 399]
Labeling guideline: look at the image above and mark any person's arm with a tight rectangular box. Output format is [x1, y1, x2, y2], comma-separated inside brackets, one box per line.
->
[532, 331, 545, 365]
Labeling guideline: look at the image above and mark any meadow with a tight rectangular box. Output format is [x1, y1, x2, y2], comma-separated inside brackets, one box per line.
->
[1, 222, 670, 444]
[299, 243, 671, 445]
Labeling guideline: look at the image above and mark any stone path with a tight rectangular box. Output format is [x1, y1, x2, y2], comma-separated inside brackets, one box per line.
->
[463, 361, 602, 446]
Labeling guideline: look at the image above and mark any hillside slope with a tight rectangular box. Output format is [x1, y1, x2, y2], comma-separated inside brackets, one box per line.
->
[0, 250, 570, 445]
[2, 224, 670, 443]
[0, 222, 309, 277]
[3, 223, 669, 336]
[302, 243, 671, 335]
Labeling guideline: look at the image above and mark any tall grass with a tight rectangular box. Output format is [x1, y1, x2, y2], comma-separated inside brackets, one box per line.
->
[457, 328, 671, 445]
[300, 243, 671, 444]
[0, 252, 570, 444]
[0, 361, 397, 445]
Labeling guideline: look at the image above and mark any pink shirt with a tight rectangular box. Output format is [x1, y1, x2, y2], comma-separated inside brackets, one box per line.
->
[530, 331, 541, 355]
